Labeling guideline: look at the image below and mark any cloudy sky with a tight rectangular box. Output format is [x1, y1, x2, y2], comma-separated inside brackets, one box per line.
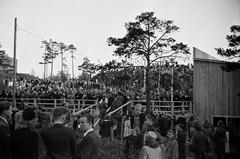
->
[0, 0, 239, 78]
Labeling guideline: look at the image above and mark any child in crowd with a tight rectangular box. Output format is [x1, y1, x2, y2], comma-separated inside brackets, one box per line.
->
[164, 129, 178, 159]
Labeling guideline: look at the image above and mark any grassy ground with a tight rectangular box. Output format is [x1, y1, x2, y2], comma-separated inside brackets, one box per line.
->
[99, 139, 240, 159]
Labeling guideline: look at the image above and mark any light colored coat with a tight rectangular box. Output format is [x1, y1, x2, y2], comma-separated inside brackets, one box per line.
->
[123, 119, 132, 137]
[140, 146, 164, 159]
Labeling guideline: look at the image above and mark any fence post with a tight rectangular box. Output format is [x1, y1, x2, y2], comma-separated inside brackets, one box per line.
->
[78, 100, 80, 112]
[83, 100, 85, 109]
[181, 101, 184, 114]
[171, 101, 174, 117]
[190, 102, 193, 114]
[120, 107, 123, 116]
[34, 99, 37, 108]
[54, 99, 57, 108]
[120, 108, 124, 147]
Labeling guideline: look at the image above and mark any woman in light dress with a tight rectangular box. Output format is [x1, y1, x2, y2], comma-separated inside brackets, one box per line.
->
[140, 131, 165, 159]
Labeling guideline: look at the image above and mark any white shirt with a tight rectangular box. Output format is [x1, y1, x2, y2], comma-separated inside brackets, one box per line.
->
[83, 128, 94, 137]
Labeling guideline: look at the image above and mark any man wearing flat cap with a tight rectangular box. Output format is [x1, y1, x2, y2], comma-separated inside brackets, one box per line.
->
[0, 101, 12, 159]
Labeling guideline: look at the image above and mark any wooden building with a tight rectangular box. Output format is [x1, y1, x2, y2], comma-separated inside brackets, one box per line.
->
[193, 47, 240, 125]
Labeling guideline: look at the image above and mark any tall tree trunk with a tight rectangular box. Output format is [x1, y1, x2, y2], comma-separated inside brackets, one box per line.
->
[61, 52, 63, 80]
[146, 23, 151, 114]
[71, 52, 74, 78]
[44, 46, 46, 79]
[146, 55, 151, 114]
[51, 58, 53, 78]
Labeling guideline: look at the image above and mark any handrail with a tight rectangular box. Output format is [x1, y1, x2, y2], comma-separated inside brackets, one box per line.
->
[65, 103, 99, 127]
[107, 101, 132, 116]
[93, 106, 112, 128]
[73, 103, 98, 116]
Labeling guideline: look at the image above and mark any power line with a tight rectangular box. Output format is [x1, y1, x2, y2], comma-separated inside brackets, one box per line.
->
[17, 25, 104, 63]
[17, 25, 45, 41]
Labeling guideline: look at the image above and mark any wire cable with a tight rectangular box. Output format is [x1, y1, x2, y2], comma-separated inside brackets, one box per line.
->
[17, 25, 45, 41]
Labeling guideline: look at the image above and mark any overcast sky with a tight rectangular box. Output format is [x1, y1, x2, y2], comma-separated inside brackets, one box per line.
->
[0, 0, 239, 78]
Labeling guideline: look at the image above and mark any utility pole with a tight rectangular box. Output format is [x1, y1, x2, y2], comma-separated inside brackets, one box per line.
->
[12, 17, 17, 108]
[171, 66, 174, 117]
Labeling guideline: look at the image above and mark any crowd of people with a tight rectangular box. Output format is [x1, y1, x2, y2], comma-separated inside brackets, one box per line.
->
[96, 103, 238, 159]
[0, 97, 239, 159]
[0, 78, 191, 102]
[0, 78, 238, 159]
[0, 100, 101, 159]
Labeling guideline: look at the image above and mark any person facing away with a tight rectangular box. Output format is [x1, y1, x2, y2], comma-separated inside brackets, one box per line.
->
[177, 123, 187, 159]
[141, 114, 154, 134]
[191, 123, 210, 159]
[0, 101, 12, 159]
[140, 131, 165, 159]
[76, 114, 100, 159]
[99, 114, 114, 142]
[214, 120, 226, 159]
[11, 107, 39, 159]
[41, 107, 76, 159]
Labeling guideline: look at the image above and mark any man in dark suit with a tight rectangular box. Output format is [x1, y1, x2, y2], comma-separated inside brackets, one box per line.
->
[77, 114, 100, 159]
[41, 107, 76, 159]
[0, 101, 12, 159]
[11, 107, 39, 159]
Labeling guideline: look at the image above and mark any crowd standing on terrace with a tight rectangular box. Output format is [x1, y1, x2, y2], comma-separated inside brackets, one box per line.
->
[0, 78, 192, 102]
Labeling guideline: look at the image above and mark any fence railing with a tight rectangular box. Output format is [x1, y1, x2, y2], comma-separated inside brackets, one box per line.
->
[73, 103, 99, 116]
[132, 100, 193, 116]
[65, 102, 99, 127]
[0, 98, 98, 113]
[0, 98, 193, 116]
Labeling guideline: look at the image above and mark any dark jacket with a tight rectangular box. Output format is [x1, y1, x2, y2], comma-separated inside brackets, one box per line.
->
[0, 117, 11, 159]
[11, 127, 39, 159]
[191, 131, 210, 159]
[177, 129, 187, 159]
[99, 118, 114, 137]
[41, 123, 76, 159]
[214, 127, 226, 151]
[77, 131, 100, 159]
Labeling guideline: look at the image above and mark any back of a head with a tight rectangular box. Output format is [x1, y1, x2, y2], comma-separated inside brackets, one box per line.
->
[146, 124, 155, 132]
[23, 107, 36, 121]
[53, 107, 68, 121]
[203, 120, 210, 129]
[217, 120, 224, 128]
